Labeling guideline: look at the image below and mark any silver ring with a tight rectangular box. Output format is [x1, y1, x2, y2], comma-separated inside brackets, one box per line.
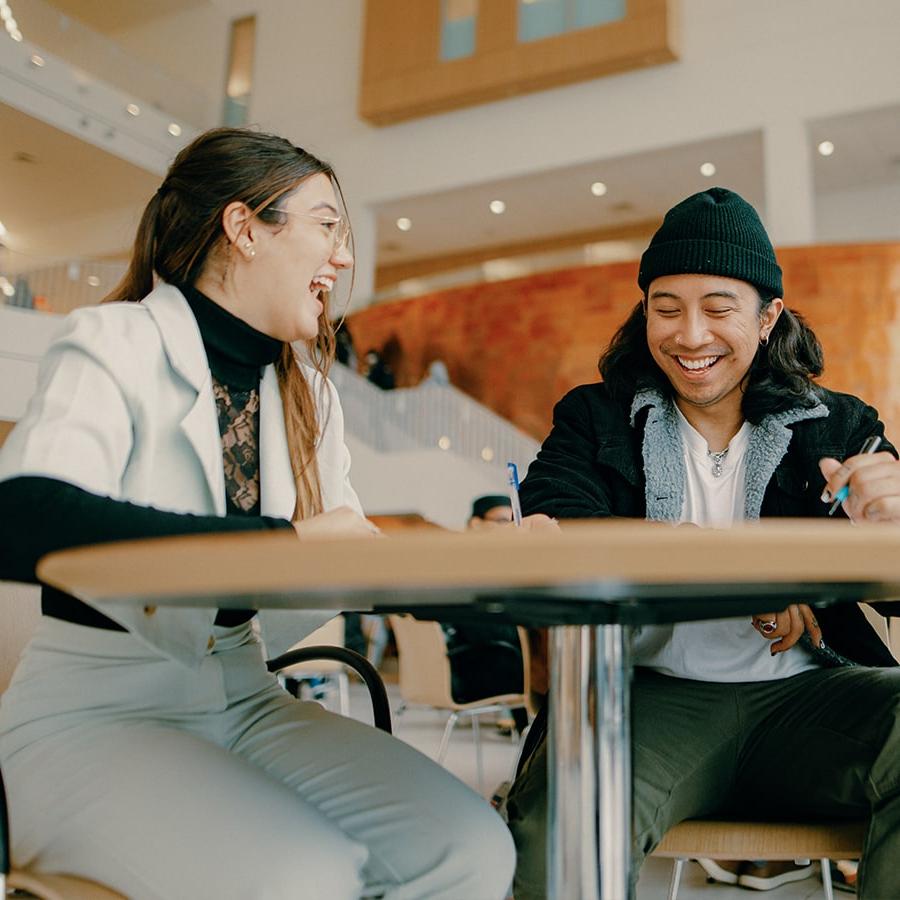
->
[758, 619, 778, 635]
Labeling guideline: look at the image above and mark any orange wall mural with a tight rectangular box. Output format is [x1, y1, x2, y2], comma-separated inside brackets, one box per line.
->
[348, 244, 900, 443]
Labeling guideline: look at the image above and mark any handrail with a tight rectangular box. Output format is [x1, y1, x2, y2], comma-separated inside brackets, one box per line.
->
[330, 364, 539, 473]
[266, 646, 393, 734]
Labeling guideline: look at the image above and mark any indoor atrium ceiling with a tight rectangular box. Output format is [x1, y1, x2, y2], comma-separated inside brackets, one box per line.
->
[1, 93, 898, 276]
[48, 0, 210, 34]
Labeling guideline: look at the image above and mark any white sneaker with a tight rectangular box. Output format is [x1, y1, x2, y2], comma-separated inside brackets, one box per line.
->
[737, 861, 816, 891]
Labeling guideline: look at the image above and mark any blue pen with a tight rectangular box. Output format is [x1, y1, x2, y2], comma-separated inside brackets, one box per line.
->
[827, 435, 882, 515]
[506, 462, 523, 527]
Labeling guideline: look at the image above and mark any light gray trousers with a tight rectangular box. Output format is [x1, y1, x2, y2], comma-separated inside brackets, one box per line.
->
[0, 618, 515, 900]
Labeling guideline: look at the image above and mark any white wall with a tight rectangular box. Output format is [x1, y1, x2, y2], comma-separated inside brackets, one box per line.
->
[108, 5, 232, 112]
[346, 435, 517, 532]
[816, 182, 900, 244]
[0, 307, 64, 420]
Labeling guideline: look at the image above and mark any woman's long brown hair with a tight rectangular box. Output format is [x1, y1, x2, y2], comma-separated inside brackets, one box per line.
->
[107, 127, 345, 520]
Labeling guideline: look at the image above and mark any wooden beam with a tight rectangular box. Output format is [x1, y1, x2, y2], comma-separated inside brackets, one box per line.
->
[375, 218, 660, 289]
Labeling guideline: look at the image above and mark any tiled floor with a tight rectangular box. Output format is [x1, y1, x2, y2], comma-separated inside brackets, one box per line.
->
[334, 678, 835, 899]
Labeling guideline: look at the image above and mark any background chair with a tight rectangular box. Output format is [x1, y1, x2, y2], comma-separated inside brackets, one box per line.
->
[1, 584, 389, 898]
[273, 616, 352, 716]
[652, 817, 867, 900]
[388, 613, 529, 793]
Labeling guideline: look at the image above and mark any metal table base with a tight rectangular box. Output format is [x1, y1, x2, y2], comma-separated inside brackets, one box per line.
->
[549, 624, 632, 900]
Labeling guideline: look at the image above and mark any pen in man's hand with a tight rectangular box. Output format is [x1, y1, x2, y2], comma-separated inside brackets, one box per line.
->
[827, 434, 883, 516]
[506, 462, 523, 527]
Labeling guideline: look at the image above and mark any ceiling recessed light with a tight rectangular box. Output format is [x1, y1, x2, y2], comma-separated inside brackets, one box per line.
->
[87, 275, 101, 287]
[480, 447, 494, 462]
[438, 435, 451, 450]
[489, 199, 506, 215]
[590, 181, 608, 197]
[0, 278, 14, 298]
[29, 54, 44, 67]
[700, 162, 716, 177]
[167, 123, 182, 137]
[396, 217, 412, 232]
[126, 103, 141, 116]
[817, 140, 835, 157]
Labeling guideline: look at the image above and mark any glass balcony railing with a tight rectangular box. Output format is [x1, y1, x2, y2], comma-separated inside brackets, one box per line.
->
[11, 0, 213, 129]
[0, 247, 126, 315]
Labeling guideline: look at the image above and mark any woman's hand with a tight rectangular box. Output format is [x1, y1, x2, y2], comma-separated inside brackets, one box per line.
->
[819, 451, 900, 522]
[293, 506, 381, 540]
[751, 604, 822, 655]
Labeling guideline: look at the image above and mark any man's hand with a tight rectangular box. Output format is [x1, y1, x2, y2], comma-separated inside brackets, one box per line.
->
[819, 451, 900, 522]
[520, 513, 560, 531]
[468, 513, 560, 532]
[751, 604, 822, 655]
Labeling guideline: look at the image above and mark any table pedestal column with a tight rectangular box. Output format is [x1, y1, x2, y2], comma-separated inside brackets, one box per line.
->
[548, 623, 633, 900]
[548, 625, 599, 900]
[595, 623, 632, 900]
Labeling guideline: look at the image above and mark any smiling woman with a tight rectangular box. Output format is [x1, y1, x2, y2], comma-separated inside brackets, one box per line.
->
[0, 127, 515, 900]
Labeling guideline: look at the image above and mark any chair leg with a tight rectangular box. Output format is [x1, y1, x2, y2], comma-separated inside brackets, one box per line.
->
[437, 712, 459, 764]
[337, 672, 350, 718]
[820, 859, 833, 900]
[472, 713, 484, 795]
[667, 858, 685, 900]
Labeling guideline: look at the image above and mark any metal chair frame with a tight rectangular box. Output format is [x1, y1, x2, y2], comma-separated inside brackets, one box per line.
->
[652, 817, 867, 900]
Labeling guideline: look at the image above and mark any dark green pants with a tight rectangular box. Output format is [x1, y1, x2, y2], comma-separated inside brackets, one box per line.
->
[506, 666, 900, 900]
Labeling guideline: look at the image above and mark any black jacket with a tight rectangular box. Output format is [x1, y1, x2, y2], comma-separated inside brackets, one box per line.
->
[520, 382, 898, 667]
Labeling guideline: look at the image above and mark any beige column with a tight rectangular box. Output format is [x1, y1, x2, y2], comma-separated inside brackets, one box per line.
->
[763, 116, 816, 247]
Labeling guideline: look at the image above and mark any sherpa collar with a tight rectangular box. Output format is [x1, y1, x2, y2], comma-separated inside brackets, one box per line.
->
[629, 388, 828, 521]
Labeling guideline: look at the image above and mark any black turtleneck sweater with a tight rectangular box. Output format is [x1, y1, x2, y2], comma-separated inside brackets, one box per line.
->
[0, 286, 294, 631]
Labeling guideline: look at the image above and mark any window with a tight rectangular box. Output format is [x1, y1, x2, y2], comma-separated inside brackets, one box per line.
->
[440, 0, 478, 61]
[518, 0, 625, 43]
[223, 16, 256, 126]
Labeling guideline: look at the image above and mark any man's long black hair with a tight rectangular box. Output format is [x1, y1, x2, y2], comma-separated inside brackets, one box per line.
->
[598, 290, 825, 424]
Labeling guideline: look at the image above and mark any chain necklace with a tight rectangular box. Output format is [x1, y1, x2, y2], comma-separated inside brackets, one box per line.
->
[707, 447, 729, 478]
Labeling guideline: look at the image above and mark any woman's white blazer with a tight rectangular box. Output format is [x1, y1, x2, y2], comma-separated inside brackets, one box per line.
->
[0, 284, 363, 666]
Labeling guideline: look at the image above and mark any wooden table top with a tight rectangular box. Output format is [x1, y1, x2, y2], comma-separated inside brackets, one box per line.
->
[35, 519, 900, 622]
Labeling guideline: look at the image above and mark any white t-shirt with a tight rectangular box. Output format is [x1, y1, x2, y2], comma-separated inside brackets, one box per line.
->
[632, 409, 818, 681]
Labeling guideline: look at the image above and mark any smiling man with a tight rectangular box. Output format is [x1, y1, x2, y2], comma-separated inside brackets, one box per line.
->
[505, 188, 900, 900]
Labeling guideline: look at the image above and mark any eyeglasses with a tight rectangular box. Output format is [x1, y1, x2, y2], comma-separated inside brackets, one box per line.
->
[265, 208, 351, 253]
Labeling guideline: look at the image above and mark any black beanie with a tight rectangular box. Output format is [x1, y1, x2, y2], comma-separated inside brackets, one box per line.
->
[638, 187, 783, 297]
[471, 494, 511, 519]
